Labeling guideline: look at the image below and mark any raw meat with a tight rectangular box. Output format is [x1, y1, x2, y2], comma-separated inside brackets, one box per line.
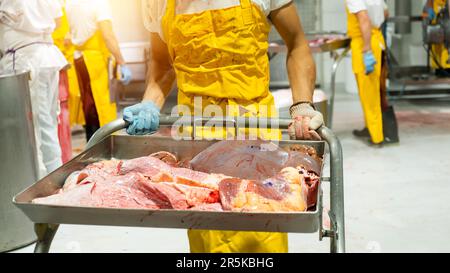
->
[218, 177, 307, 212]
[190, 203, 223, 211]
[137, 182, 220, 209]
[33, 140, 321, 212]
[34, 171, 220, 210]
[137, 182, 189, 209]
[149, 151, 179, 167]
[61, 171, 85, 192]
[33, 172, 161, 209]
[308, 35, 343, 48]
[190, 140, 321, 180]
[84, 159, 120, 174]
[170, 168, 224, 190]
[190, 140, 321, 209]
[118, 156, 172, 178]
[216, 164, 320, 212]
[34, 154, 221, 210]
[62, 159, 120, 191]
[171, 183, 220, 206]
[118, 156, 224, 190]
[287, 145, 321, 162]
[298, 166, 320, 209]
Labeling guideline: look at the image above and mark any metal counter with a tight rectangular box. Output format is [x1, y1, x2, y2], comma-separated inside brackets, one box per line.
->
[269, 32, 351, 128]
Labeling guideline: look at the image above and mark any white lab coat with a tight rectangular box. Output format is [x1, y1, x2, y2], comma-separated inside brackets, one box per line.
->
[0, 0, 68, 178]
[141, 0, 293, 40]
[65, 0, 114, 46]
[346, 0, 387, 28]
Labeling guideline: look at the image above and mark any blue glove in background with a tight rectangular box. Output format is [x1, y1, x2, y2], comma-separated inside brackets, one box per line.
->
[427, 7, 436, 21]
[363, 51, 377, 75]
[120, 65, 132, 85]
[123, 101, 160, 135]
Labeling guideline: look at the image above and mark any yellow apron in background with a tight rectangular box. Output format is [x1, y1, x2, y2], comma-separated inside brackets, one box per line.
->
[52, 8, 85, 126]
[66, 49, 85, 126]
[347, 8, 385, 144]
[75, 31, 117, 127]
[430, 0, 450, 69]
[162, 0, 287, 253]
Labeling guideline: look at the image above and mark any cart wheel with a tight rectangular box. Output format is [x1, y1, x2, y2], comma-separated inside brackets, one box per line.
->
[34, 223, 59, 253]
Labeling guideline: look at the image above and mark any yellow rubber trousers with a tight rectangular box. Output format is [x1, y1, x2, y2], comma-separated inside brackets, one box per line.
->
[162, 0, 288, 253]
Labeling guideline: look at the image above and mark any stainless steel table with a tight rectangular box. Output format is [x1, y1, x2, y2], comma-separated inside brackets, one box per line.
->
[269, 32, 351, 128]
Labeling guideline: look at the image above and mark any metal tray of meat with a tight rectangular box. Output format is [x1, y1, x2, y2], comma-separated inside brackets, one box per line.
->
[13, 117, 345, 253]
[306, 32, 351, 53]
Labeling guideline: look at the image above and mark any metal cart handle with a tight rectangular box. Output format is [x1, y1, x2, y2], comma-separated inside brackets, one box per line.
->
[317, 126, 345, 253]
[87, 116, 294, 149]
[86, 116, 182, 149]
[86, 119, 127, 149]
[86, 118, 345, 253]
[86, 116, 310, 148]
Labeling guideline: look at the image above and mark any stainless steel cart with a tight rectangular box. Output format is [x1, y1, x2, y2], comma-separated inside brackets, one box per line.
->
[14, 117, 345, 253]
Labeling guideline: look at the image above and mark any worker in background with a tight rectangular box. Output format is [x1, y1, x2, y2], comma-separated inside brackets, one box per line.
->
[65, 0, 133, 141]
[52, 0, 86, 131]
[0, 0, 68, 178]
[125, 0, 323, 253]
[347, 0, 399, 146]
[52, 3, 73, 163]
[423, 0, 450, 76]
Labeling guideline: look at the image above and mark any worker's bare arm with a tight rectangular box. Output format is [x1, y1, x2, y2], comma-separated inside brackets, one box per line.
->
[355, 10, 373, 52]
[270, 2, 316, 104]
[98, 20, 126, 65]
[142, 33, 176, 109]
[54, 17, 62, 30]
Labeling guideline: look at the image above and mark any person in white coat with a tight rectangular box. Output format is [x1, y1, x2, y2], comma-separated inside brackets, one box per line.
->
[0, 0, 68, 178]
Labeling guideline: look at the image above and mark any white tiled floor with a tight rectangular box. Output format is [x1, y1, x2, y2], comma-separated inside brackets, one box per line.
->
[12, 91, 450, 253]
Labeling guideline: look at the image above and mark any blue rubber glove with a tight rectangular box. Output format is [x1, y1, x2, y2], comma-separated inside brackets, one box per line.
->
[120, 65, 132, 85]
[123, 101, 160, 135]
[427, 7, 436, 21]
[363, 51, 377, 75]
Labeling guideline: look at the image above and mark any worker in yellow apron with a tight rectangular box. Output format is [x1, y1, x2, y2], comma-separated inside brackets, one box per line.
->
[346, 0, 390, 145]
[125, 0, 323, 252]
[52, 5, 85, 127]
[65, 0, 132, 140]
[424, 0, 450, 74]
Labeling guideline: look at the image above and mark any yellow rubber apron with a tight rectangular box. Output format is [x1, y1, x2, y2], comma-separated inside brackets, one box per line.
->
[66, 47, 85, 126]
[162, 0, 287, 253]
[74, 31, 117, 126]
[430, 0, 450, 69]
[347, 8, 385, 144]
[52, 8, 85, 126]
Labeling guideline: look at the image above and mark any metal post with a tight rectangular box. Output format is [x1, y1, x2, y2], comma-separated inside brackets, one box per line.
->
[318, 127, 345, 253]
[328, 47, 350, 129]
[34, 224, 59, 253]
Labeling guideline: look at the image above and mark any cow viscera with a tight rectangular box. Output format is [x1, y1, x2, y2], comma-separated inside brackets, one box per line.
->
[33, 140, 321, 212]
